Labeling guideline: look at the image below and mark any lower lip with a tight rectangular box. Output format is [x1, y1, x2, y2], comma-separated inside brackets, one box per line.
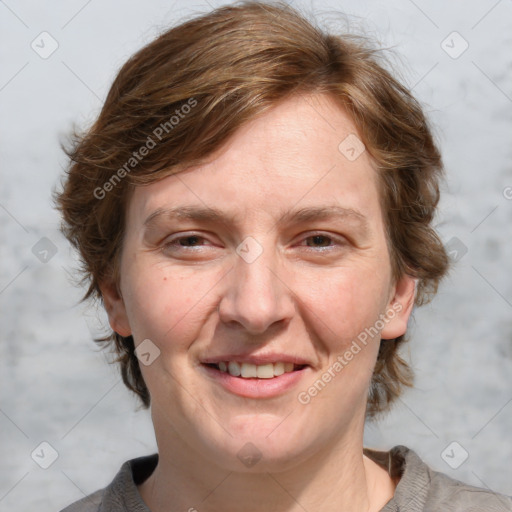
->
[200, 364, 310, 398]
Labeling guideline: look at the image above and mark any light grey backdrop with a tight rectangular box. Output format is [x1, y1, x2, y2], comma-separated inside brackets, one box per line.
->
[1, 1, 511, 510]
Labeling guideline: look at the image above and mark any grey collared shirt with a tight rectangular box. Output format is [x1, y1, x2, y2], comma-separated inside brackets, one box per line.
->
[61, 445, 512, 511]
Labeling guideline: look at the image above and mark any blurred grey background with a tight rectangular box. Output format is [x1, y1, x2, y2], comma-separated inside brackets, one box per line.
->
[1, 1, 511, 510]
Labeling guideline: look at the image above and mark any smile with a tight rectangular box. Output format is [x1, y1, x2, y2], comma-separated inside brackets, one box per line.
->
[204, 361, 307, 379]
[200, 362, 310, 398]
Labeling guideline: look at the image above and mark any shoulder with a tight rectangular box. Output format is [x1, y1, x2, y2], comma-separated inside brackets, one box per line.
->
[422, 454, 512, 512]
[59, 454, 158, 512]
[60, 489, 104, 512]
[365, 445, 512, 512]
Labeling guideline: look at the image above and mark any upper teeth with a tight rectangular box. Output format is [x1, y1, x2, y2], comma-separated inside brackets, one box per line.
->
[217, 361, 296, 379]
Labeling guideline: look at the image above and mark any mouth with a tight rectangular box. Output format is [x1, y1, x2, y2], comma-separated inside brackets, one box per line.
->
[202, 361, 308, 379]
[199, 361, 310, 398]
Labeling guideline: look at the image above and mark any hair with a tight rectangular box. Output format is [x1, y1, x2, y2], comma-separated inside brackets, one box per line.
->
[55, 0, 449, 419]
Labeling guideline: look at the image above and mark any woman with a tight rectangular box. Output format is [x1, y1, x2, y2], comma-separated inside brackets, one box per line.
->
[56, 2, 512, 511]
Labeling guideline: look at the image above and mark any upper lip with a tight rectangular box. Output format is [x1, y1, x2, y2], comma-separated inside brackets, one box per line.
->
[201, 352, 312, 366]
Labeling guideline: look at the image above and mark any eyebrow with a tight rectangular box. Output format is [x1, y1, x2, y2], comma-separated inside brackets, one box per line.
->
[143, 205, 370, 235]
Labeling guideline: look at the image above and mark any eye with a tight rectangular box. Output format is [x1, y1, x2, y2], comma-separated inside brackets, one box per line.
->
[174, 235, 205, 247]
[297, 233, 347, 250]
[305, 235, 332, 247]
[163, 233, 213, 251]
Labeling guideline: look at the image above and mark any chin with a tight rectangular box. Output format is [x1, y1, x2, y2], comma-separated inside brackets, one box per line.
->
[217, 439, 314, 474]
[198, 419, 318, 473]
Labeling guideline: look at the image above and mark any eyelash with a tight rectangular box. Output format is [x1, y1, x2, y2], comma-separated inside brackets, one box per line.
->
[162, 232, 346, 252]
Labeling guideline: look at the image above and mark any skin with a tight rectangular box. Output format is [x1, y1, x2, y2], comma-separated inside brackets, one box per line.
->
[102, 93, 416, 512]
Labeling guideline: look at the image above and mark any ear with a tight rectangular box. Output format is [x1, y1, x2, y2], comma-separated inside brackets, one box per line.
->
[380, 274, 416, 340]
[99, 279, 132, 337]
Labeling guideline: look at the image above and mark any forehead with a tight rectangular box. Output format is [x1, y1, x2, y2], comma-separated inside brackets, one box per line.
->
[128, 93, 383, 228]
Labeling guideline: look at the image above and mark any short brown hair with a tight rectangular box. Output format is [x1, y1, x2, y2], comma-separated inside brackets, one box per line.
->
[55, 0, 449, 418]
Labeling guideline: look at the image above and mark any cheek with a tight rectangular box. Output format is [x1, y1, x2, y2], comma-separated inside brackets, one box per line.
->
[297, 263, 390, 352]
[121, 260, 222, 350]
[122, 261, 226, 397]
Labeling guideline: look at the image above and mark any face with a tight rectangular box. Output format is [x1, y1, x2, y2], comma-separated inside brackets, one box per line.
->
[102, 93, 415, 472]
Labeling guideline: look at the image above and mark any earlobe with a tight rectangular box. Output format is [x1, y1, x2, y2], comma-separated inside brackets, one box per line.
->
[99, 280, 132, 337]
[380, 274, 416, 340]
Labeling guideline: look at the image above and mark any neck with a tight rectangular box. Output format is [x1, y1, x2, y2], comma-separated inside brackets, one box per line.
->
[138, 415, 394, 512]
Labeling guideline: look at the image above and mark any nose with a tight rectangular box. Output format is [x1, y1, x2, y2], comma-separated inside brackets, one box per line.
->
[217, 241, 295, 335]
